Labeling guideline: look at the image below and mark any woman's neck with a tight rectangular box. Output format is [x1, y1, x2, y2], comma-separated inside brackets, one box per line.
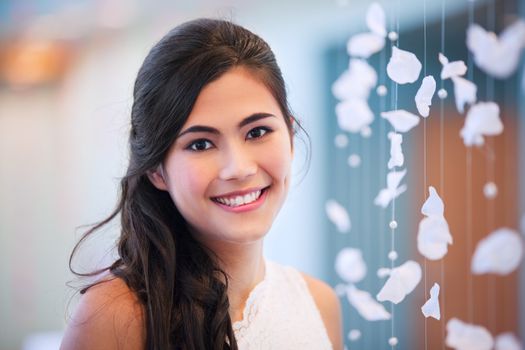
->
[204, 239, 266, 323]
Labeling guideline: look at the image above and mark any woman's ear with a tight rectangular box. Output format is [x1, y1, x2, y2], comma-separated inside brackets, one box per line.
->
[147, 165, 168, 191]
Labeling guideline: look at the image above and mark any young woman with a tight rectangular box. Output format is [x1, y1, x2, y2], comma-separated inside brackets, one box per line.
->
[61, 18, 342, 350]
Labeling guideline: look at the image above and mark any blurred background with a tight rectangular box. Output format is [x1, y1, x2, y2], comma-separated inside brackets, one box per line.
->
[0, 0, 523, 349]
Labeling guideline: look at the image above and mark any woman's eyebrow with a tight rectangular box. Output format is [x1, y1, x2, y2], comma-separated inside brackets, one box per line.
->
[238, 112, 276, 128]
[178, 112, 276, 137]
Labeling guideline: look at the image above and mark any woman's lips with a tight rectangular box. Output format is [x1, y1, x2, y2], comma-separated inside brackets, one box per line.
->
[212, 187, 269, 213]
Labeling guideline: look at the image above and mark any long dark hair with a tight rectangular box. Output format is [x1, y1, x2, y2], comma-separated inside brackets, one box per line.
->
[69, 18, 299, 349]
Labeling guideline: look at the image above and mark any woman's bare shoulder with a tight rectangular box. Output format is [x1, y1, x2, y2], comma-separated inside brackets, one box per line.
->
[60, 275, 146, 350]
[300, 272, 343, 350]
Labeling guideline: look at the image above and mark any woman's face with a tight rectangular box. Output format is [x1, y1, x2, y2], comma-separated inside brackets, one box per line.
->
[150, 66, 293, 246]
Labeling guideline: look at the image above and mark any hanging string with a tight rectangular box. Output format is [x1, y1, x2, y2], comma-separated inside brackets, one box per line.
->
[501, 0, 513, 330]
[466, 0, 475, 324]
[378, 0, 388, 343]
[389, 0, 400, 348]
[485, 0, 496, 334]
[422, 0, 429, 348]
[439, 0, 447, 348]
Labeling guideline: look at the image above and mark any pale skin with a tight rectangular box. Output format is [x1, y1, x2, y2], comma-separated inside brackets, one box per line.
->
[61, 67, 343, 349]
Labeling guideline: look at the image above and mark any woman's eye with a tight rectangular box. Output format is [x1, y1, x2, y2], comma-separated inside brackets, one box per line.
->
[188, 139, 213, 151]
[247, 127, 271, 140]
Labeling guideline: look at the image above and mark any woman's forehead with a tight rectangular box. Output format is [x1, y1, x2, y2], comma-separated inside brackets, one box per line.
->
[185, 67, 283, 127]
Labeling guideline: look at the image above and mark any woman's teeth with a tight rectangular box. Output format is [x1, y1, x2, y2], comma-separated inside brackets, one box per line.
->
[215, 190, 262, 207]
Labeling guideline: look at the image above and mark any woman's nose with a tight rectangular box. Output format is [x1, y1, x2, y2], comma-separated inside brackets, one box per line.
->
[218, 144, 257, 181]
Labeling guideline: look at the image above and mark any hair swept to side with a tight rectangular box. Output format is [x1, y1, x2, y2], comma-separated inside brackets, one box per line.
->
[69, 18, 302, 349]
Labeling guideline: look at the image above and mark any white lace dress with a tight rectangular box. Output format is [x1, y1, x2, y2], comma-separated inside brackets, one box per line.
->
[232, 260, 333, 349]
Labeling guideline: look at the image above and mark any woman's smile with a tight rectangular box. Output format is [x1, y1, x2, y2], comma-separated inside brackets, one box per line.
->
[211, 186, 270, 212]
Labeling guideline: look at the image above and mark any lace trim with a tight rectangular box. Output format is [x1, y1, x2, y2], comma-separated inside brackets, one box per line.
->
[232, 261, 270, 335]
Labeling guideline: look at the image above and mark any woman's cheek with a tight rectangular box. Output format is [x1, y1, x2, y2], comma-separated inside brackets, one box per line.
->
[170, 160, 210, 202]
[265, 140, 293, 180]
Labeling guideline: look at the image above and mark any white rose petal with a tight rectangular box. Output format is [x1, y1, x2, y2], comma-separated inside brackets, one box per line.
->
[415, 75, 437, 117]
[471, 227, 523, 275]
[387, 46, 422, 84]
[386, 169, 407, 193]
[326, 200, 352, 233]
[495, 332, 522, 350]
[388, 132, 404, 169]
[446, 318, 494, 350]
[452, 76, 477, 114]
[418, 216, 453, 260]
[421, 186, 445, 217]
[381, 109, 420, 132]
[467, 21, 525, 79]
[376, 260, 422, 304]
[421, 283, 440, 320]
[336, 99, 374, 134]
[366, 2, 387, 37]
[439, 53, 468, 79]
[438, 52, 449, 65]
[374, 169, 407, 208]
[332, 59, 378, 100]
[460, 102, 503, 147]
[347, 285, 391, 321]
[335, 247, 366, 283]
[347, 32, 386, 58]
